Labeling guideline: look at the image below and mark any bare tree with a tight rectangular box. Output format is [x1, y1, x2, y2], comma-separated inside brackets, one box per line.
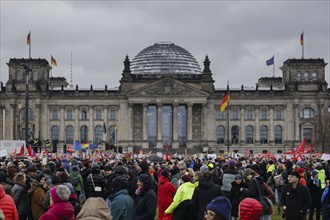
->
[315, 111, 330, 153]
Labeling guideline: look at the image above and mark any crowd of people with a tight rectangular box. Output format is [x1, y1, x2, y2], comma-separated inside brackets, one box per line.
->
[0, 152, 329, 220]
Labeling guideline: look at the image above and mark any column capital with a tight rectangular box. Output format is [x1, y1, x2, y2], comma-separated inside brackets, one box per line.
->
[173, 102, 179, 107]
[157, 102, 163, 107]
[187, 103, 193, 108]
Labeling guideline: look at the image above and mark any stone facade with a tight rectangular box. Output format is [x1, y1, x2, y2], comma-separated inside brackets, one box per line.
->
[0, 44, 329, 154]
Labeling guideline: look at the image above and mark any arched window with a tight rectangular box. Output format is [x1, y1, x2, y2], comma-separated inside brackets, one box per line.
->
[231, 125, 239, 144]
[147, 105, 157, 148]
[275, 125, 282, 144]
[260, 125, 268, 144]
[260, 107, 268, 120]
[65, 126, 74, 144]
[295, 70, 301, 80]
[300, 108, 315, 119]
[231, 109, 239, 120]
[80, 126, 88, 142]
[51, 125, 60, 141]
[66, 110, 73, 120]
[246, 125, 253, 144]
[311, 71, 317, 81]
[81, 110, 88, 120]
[94, 125, 103, 144]
[303, 72, 309, 80]
[216, 126, 225, 144]
[95, 110, 102, 120]
[109, 126, 116, 145]
[16, 70, 23, 81]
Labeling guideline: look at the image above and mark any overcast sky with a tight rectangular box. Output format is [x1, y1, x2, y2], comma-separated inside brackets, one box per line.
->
[1, 1, 329, 89]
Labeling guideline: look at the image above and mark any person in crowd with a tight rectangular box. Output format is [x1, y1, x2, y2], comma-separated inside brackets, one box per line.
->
[157, 169, 177, 220]
[170, 168, 180, 188]
[281, 170, 312, 220]
[272, 162, 287, 215]
[239, 197, 263, 220]
[39, 184, 75, 220]
[191, 170, 223, 220]
[104, 164, 114, 199]
[297, 168, 307, 187]
[109, 174, 134, 220]
[6, 162, 18, 180]
[11, 173, 29, 220]
[204, 196, 231, 220]
[315, 162, 327, 191]
[321, 182, 330, 219]
[229, 174, 244, 220]
[134, 174, 157, 220]
[222, 160, 238, 198]
[0, 184, 19, 220]
[69, 165, 84, 199]
[86, 163, 105, 198]
[80, 160, 92, 198]
[77, 197, 112, 220]
[165, 174, 198, 219]
[307, 170, 322, 220]
[29, 172, 48, 220]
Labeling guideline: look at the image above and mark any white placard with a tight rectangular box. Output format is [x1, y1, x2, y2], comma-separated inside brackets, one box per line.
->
[321, 154, 330, 161]
[0, 149, 8, 158]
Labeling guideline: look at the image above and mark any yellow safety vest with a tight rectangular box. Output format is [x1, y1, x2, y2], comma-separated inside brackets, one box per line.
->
[317, 169, 326, 189]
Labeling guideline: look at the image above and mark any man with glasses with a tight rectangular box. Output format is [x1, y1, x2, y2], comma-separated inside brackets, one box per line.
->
[281, 170, 311, 220]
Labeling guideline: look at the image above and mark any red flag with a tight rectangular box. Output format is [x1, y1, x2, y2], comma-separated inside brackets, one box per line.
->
[294, 138, 307, 156]
[304, 144, 313, 154]
[11, 148, 17, 157]
[245, 147, 250, 157]
[42, 148, 47, 155]
[27, 32, 31, 45]
[19, 144, 25, 156]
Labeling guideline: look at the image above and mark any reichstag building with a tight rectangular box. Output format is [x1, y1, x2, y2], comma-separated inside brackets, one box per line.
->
[0, 42, 329, 153]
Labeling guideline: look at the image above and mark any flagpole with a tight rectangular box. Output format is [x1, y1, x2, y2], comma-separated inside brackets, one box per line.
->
[226, 81, 230, 153]
[273, 54, 275, 77]
[302, 31, 304, 59]
[29, 31, 31, 58]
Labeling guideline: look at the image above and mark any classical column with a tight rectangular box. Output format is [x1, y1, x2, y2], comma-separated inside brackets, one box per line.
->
[172, 103, 179, 149]
[128, 103, 134, 142]
[35, 104, 41, 140]
[60, 106, 65, 142]
[285, 103, 294, 144]
[103, 106, 108, 143]
[240, 107, 245, 144]
[156, 103, 163, 148]
[269, 106, 274, 143]
[294, 104, 300, 141]
[142, 104, 148, 148]
[89, 106, 94, 142]
[74, 106, 79, 141]
[187, 103, 193, 148]
[255, 107, 260, 143]
[9, 104, 15, 140]
[0, 106, 3, 140]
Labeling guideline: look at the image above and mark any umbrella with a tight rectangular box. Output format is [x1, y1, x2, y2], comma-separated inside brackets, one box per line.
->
[147, 155, 163, 163]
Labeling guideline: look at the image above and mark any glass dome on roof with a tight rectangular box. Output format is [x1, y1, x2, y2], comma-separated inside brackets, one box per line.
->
[130, 42, 201, 75]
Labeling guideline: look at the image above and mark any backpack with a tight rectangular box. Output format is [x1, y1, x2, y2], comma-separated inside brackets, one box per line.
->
[71, 175, 79, 186]
[274, 173, 284, 187]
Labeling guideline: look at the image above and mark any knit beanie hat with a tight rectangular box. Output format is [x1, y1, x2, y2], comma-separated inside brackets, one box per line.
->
[206, 196, 232, 220]
[297, 168, 305, 175]
[180, 174, 192, 183]
[34, 173, 44, 182]
[312, 170, 318, 177]
[51, 185, 70, 204]
[235, 174, 243, 180]
[161, 169, 169, 178]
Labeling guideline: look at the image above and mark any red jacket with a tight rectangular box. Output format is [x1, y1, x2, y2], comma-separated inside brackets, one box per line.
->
[157, 176, 177, 220]
[0, 184, 19, 220]
[39, 201, 75, 220]
[239, 197, 263, 220]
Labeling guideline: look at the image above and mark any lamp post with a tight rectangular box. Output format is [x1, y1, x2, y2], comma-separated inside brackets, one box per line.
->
[22, 64, 31, 147]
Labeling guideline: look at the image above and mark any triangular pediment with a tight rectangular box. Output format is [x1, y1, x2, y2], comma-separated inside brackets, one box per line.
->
[128, 78, 209, 98]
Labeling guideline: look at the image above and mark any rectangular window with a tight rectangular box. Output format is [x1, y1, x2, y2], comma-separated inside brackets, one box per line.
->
[216, 110, 225, 120]
[275, 109, 282, 120]
[303, 128, 312, 143]
[52, 110, 58, 120]
[261, 110, 267, 120]
[231, 110, 239, 120]
[110, 109, 116, 120]
[81, 111, 88, 120]
[246, 110, 253, 120]
[67, 110, 73, 120]
[95, 110, 102, 120]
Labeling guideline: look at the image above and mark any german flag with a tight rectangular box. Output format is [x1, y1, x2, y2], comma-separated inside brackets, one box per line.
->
[300, 32, 304, 46]
[27, 32, 31, 45]
[220, 88, 230, 112]
[51, 55, 58, 66]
